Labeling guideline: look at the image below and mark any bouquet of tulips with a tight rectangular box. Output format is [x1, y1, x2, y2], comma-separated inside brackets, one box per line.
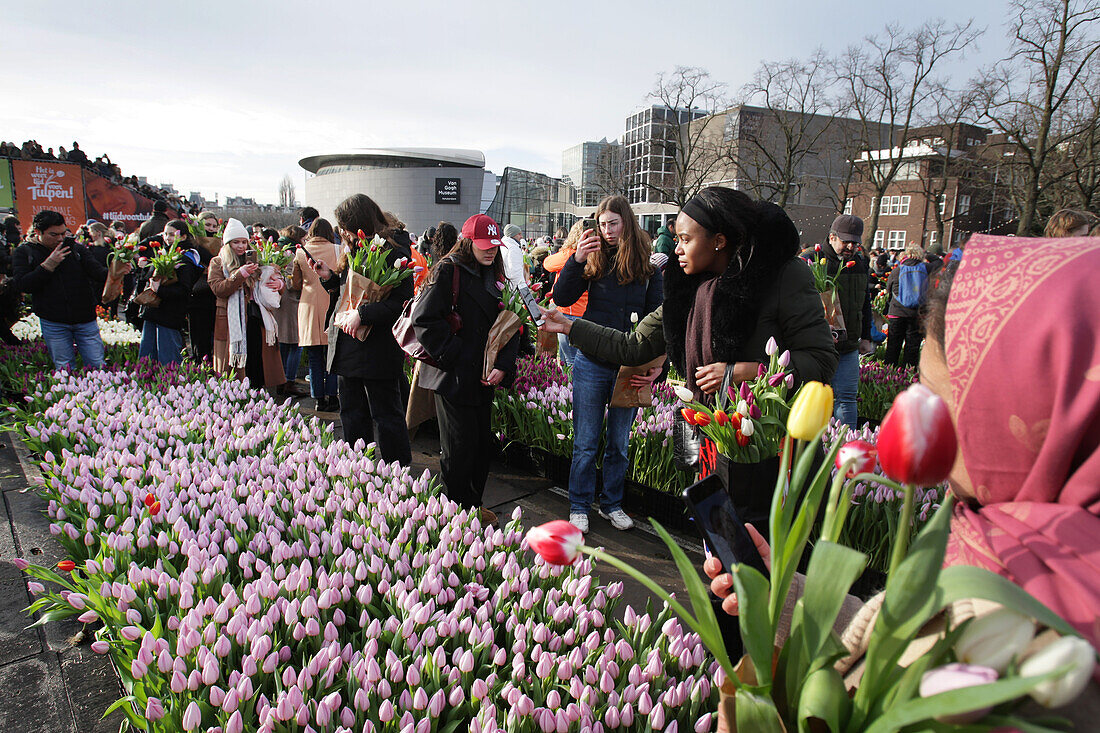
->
[102, 233, 140, 302]
[528, 380, 1097, 732]
[676, 336, 793, 463]
[147, 240, 182, 282]
[805, 244, 852, 342]
[254, 238, 294, 274]
[334, 230, 417, 341]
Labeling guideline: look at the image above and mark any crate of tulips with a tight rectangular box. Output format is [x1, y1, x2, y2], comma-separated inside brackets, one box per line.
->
[332, 230, 416, 340]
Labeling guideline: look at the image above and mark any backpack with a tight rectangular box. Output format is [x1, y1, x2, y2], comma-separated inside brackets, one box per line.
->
[896, 262, 928, 309]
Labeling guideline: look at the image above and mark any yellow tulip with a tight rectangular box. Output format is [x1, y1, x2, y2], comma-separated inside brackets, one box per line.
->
[787, 382, 834, 440]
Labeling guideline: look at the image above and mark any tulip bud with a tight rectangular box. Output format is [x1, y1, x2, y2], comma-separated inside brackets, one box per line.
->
[526, 521, 585, 566]
[765, 336, 778, 356]
[778, 350, 790, 368]
[835, 440, 877, 478]
[57, 560, 76, 572]
[955, 608, 1036, 673]
[877, 383, 957, 485]
[919, 663, 998, 724]
[1019, 636, 1097, 708]
[739, 418, 754, 437]
[787, 382, 834, 440]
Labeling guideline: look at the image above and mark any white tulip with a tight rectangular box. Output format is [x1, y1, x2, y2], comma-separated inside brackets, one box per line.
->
[736, 400, 749, 416]
[630, 312, 639, 324]
[956, 608, 1036, 673]
[1019, 635, 1096, 708]
[673, 386, 694, 403]
[740, 418, 755, 437]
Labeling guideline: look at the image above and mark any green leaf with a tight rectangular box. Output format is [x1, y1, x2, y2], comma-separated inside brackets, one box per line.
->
[800, 541, 866, 664]
[736, 688, 787, 733]
[797, 666, 850, 733]
[730, 563, 775, 688]
[863, 669, 1067, 733]
[935, 566, 1082, 639]
[100, 695, 138, 720]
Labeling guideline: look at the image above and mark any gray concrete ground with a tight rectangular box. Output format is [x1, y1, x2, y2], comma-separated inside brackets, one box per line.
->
[0, 383, 703, 731]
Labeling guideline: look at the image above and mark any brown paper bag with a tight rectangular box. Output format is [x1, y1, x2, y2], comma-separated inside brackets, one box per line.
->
[196, 236, 222, 258]
[101, 259, 129, 303]
[482, 310, 523, 381]
[336, 271, 394, 341]
[610, 355, 667, 408]
[131, 287, 161, 308]
[536, 327, 558, 354]
[821, 288, 847, 344]
[405, 360, 437, 439]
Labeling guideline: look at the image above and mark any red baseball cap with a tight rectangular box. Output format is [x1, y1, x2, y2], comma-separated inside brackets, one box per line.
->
[461, 214, 502, 250]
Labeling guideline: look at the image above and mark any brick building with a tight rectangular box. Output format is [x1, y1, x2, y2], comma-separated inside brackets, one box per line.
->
[844, 123, 1016, 252]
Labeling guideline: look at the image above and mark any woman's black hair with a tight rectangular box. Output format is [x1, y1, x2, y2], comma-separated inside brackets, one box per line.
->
[686, 187, 759, 255]
[164, 219, 194, 246]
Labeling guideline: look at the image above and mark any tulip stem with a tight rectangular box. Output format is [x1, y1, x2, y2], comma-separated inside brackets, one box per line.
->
[887, 483, 916, 578]
[578, 546, 738, 684]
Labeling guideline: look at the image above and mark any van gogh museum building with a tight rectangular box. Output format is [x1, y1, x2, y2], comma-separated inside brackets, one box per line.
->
[299, 148, 574, 238]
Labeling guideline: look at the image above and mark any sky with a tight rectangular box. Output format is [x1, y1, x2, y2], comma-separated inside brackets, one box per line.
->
[5, 0, 1014, 205]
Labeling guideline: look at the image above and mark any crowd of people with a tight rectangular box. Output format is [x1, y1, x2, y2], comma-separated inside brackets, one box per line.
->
[0, 139, 201, 216]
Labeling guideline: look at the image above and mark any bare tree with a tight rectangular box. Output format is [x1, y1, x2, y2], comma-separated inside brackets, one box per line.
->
[839, 19, 982, 246]
[975, 0, 1100, 234]
[278, 174, 296, 209]
[734, 50, 839, 208]
[636, 67, 728, 206]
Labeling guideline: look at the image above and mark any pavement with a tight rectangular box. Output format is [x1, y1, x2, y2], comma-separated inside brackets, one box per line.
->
[0, 381, 704, 731]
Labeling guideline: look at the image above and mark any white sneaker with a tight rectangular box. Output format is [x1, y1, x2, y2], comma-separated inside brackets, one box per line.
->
[599, 508, 634, 531]
[569, 512, 589, 534]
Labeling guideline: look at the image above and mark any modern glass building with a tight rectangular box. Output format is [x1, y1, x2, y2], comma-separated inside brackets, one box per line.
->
[485, 167, 575, 239]
[623, 105, 706, 205]
[561, 140, 620, 208]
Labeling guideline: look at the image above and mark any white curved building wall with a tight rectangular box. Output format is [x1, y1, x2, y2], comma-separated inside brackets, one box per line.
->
[303, 166, 486, 236]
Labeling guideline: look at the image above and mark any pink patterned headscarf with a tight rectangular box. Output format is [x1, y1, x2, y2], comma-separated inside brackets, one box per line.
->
[943, 234, 1100, 650]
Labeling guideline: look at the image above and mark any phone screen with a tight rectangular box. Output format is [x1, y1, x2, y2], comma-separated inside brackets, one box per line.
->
[683, 475, 768, 575]
[518, 286, 544, 326]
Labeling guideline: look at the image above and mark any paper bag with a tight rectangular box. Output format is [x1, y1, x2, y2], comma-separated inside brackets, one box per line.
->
[101, 259, 129, 303]
[482, 310, 523, 382]
[131, 287, 161, 308]
[610, 355, 667, 408]
[821, 288, 847, 344]
[335, 271, 394, 341]
[536, 327, 558, 354]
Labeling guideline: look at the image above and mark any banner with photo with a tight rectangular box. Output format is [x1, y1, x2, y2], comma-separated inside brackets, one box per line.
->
[82, 169, 160, 234]
[0, 160, 14, 210]
[11, 160, 86, 229]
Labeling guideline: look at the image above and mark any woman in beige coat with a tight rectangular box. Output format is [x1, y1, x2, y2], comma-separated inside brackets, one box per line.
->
[290, 218, 341, 411]
[208, 218, 286, 389]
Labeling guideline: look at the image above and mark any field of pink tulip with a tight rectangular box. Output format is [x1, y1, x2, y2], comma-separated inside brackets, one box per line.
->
[10, 367, 720, 732]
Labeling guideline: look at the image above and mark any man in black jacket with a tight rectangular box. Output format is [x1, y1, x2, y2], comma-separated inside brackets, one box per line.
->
[822, 215, 872, 429]
[13, 210, 109, 368]
[137, 200, 170, 241]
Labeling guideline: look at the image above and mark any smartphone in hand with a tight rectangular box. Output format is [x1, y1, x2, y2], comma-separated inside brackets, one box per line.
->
[683, 474, 768, 576]
[518, 286, 544, 326]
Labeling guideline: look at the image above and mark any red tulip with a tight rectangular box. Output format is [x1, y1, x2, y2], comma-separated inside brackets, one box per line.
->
[149, 501, 162, 516]
[845, 260, 855, 268]
[143, 493, 156, 507]
[57, 560, 76, 572]
[714, 410, 728, 427]
[877, 383, 958, 485]
[735, 430, 751, 447]
[693, 412, 711, 427]
[681, 408, 697, 426]
[836, 440, 877, 478]
[526, 520, 584, 565]
[357, 229, 367, 240]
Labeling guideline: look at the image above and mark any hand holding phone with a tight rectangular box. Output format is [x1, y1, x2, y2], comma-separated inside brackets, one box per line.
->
[683, 474, 769, 577]
[518, 286, 544, 326]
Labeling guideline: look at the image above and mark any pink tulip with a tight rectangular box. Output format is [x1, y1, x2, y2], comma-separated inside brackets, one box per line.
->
[878, 383, 957, 485]
[919, 663, 998, 724]
[145, 697, 164, 720]
[836, 440, 877, 478]
[181, 700, 202, 730]
[525, 521, 584, 566]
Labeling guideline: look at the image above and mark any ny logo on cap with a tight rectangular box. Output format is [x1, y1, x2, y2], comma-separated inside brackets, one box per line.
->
[487, 225, 498, 236]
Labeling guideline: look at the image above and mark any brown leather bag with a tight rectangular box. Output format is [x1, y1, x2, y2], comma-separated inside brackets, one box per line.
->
[392, 261, 460, 367]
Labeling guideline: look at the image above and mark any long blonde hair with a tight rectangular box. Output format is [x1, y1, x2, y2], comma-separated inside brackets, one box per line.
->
[217, 242, 247, 276]
[583, 195, 654, 285]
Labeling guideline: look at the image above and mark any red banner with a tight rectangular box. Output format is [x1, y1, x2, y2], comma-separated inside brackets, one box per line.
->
[82, 170, 160, 234]
[11, 160, 86, 230]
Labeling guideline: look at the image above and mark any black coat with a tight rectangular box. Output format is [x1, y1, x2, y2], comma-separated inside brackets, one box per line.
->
[137, 213, 170, 242]
[140, 250, 202, 331]
[412, 258, 520, 406]
[326, 231, 415, 380]
[13, 238, 106, 324]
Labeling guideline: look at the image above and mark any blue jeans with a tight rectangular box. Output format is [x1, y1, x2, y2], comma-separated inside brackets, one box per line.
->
[305, 345, 338, 398]
[832, 348, 859, 429]
[569, 352, 637, 514]
[138, 321, 184, 366]
[557, 314, 579, 369]
[39, 318, 104, 369]
[280, 343, 302, 381]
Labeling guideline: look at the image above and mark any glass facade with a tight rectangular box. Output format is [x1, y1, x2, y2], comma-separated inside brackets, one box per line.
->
[624, 105, 705, 204]
[562, 141, 618, 208]
[486, 167, 575, 238]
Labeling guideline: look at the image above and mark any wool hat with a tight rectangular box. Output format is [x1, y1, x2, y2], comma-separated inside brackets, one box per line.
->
[222, 218, 248, 243]
[503, 224, 522, 239]
[153, 200, 168, 214]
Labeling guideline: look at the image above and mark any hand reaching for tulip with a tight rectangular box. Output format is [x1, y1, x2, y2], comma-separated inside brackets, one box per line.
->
[702, 523, 771, 616]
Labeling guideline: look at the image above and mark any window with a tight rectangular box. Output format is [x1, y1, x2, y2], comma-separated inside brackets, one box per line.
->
[938, 194, 946, 216]
[873, 230, 885, 248]
[843, 198, 853, 215]
[870, 197, 877, 215]
[881, 195, 910, 215]
[898, 196, 910, 215]
[879, 197, 890, 216]
[887, 230, 906, 249]
[928, 231, 938, 249]
[957, 194, 971, 215]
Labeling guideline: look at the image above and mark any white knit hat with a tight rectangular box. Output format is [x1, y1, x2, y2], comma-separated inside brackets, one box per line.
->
[222, 218, 248, 242]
